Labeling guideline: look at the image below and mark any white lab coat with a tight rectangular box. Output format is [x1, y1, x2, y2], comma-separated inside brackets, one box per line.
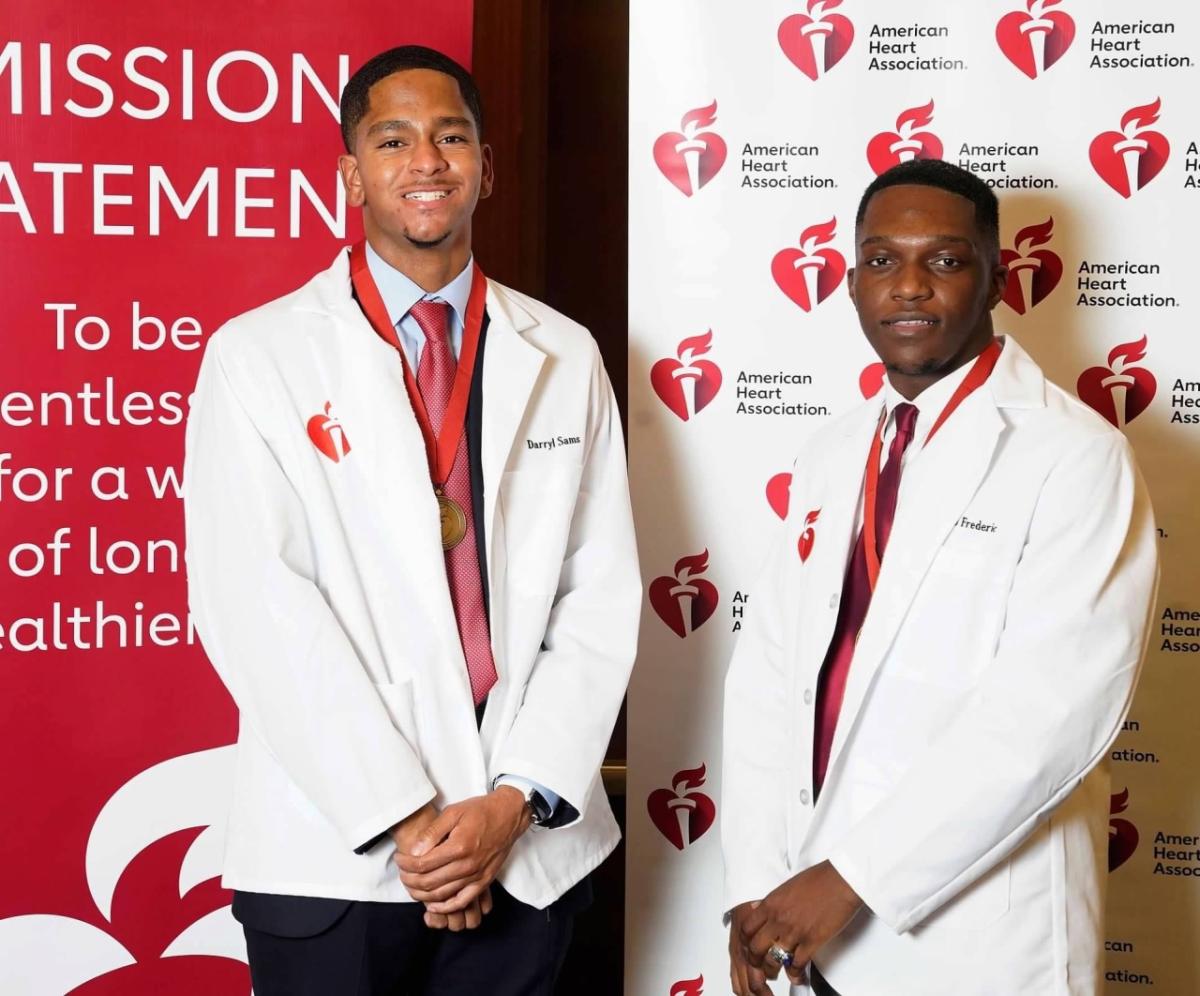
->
[183, 250, 640, 909]
[722, 337, 1158, 995]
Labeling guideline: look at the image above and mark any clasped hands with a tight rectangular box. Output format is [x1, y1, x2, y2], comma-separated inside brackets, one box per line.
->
[728, 861, 863, 996]
[390, 786, 530, 932]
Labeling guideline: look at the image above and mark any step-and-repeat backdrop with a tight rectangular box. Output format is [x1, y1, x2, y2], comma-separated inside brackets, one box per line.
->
[626, 1, 1199, 993]
[0, 5, 471, 993]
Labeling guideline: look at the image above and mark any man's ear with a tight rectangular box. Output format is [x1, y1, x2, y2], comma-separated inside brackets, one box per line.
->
[987, 260, 1009, 310]
[846, 267, 857, 307]
[338, 154, 365, 208]
[479, 144, 495, 201]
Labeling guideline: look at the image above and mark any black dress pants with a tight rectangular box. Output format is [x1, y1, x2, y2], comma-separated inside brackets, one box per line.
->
[810, 963, 842, 996]
[237, 880, 589, 996]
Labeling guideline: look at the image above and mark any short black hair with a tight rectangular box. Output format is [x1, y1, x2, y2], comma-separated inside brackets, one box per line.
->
[339, 46, 483, 153]
[855, 159, 1000, 256]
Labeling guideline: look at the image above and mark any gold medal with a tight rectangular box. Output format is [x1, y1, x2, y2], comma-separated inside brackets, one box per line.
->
[438, 492, 468, 550]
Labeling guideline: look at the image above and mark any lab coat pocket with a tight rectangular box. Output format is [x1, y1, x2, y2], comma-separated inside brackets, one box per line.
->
[373, 678, 422, 760]
[499, 464, 583, 595]
[892, 551, 1009, 689]
[926, 542, 1000, 582]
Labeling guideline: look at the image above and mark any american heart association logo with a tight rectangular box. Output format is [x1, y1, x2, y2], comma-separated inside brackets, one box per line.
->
[307, 402, 351, 462]
[866, 100, 943, 176]
[995, 0, 1075, 79]
[778, 0, 855, 81]
[649, 550, 719, 638]
[1109, 787, 1139, 872]
[859, 362, 885, 399]
[653, 101, 727, 197]
[1077, 336, 1157, 429]
[647, 764, 717, 851]
[1089, 98, 1170, 199]
[772, 217, 846, 312]
[651, 330, 723, 421]
[1000, 217, 1063, 314]
[798, 507, 821, 562]
[670, 975, 705, 996]
[0, 748, 247, 994]
[766, 472, 792, 520]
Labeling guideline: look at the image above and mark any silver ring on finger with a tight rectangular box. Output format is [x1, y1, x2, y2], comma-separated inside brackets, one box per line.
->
[767, 942, 794, 967]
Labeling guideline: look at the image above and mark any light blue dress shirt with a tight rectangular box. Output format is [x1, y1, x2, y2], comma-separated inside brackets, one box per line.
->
[365, 241, 472, 368]
[364, 243, 561, 820]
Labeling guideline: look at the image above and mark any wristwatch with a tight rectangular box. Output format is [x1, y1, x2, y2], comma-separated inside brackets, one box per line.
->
[516, 784, 555, 827]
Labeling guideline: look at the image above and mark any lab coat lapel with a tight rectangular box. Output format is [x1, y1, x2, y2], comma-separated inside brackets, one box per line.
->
[790, 403, 882, 673]
[321, 251, 442, 541]
[480, 282, 546, 573]
[825, 381, 1006, 778]
[311, 250, 465, 651]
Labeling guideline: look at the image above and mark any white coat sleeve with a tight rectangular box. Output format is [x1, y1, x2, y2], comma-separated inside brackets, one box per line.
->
[183, 336, 436, 851]
[827, 431, 1159, 933]
[721, 495, 797, 916]
[490, 345, 641, 823]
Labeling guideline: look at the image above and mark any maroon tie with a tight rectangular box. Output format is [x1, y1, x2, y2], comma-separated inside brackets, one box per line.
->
[410, 300, 498, 705]
[813, 402, 918, 794]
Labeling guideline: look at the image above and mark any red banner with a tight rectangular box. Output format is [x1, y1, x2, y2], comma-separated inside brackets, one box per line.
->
[0, 3, 471, 991]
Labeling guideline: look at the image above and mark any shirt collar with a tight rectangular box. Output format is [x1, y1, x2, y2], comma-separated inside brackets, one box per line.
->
[881, 352, 978, 445]
[364, 240, 474, 330]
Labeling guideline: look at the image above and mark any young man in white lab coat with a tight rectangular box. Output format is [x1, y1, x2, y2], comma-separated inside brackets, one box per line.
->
[722, 160, 1158, 996]
[184, 46, 640, 995]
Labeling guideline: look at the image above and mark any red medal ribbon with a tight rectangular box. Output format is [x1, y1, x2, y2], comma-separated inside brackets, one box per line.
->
[862, 338, 1003, 590]
[348, 240, 487, 490]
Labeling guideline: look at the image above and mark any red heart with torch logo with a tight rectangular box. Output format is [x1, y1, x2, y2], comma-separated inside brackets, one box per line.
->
[649, 550, 719, 637]
[647, 764, 717, 850]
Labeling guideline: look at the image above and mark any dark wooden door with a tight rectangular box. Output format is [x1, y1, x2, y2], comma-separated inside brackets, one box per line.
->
[473, 4, 631, 992]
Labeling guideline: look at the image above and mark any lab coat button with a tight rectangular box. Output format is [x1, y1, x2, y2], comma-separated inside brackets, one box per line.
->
[799, 789, 811, 806]
[829, 593, 839, 609]
[803, 689, 814, 705]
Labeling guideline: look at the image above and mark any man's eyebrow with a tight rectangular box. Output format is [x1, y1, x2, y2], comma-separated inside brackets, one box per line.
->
[859, 234, 974, 247]
[365, 116, 475, 137]
[366, 119, 412, 137]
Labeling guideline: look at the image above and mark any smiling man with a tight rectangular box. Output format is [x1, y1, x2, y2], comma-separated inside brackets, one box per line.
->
[722, 160, 1158, 995]
[184, 46, 640, 995]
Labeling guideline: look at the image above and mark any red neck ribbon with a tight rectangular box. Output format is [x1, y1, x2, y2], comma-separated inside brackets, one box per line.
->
[862, 338, 1003, 590]
[348, 240, 487, 489]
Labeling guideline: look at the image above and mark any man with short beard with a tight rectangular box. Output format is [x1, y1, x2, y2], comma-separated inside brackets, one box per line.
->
[722, 159, 1157, 995]
[184, 46, 639, 994]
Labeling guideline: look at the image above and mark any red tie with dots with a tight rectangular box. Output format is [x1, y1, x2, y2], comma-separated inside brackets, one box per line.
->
[813, 402, 919, 794]
[409, 299, 497, 706]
